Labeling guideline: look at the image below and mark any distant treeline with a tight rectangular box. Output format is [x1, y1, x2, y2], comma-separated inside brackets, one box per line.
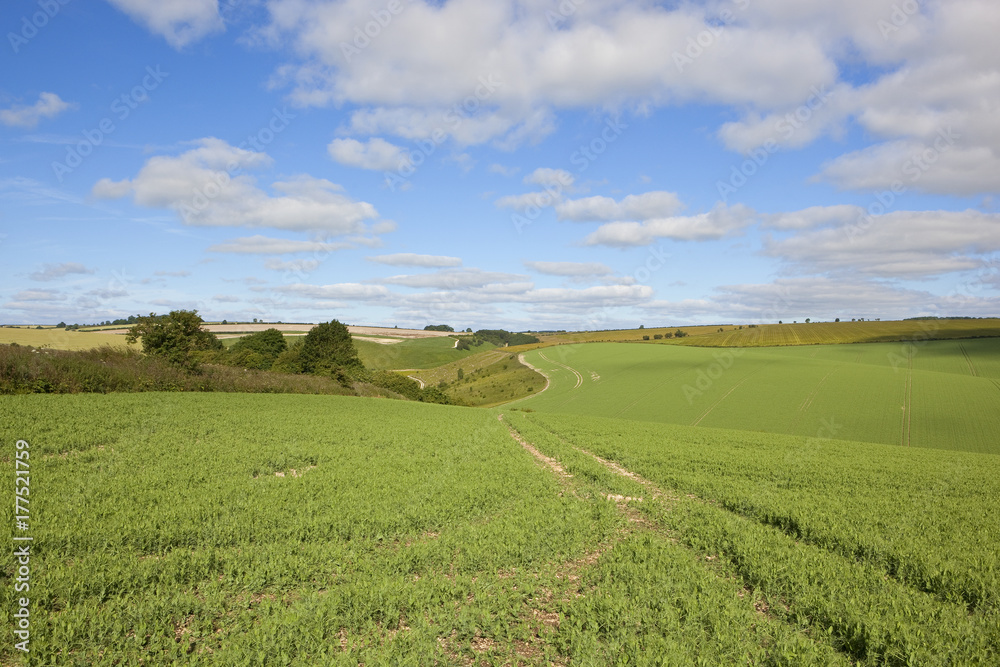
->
[472, 330, 539, 347]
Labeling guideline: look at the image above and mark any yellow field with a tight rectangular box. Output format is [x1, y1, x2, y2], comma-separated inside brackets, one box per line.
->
[668, 318, 1000, 347]
[0, 327, 135, 351]
[515, 319, 1000, 351]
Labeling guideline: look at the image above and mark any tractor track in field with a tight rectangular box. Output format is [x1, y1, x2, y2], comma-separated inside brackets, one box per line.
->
[788, 366, 839, 433]
[538, 351, 584, 389]
[959, 343, 978, 377]
[690, 364, 771, 427]
[901, 353, 913, 448]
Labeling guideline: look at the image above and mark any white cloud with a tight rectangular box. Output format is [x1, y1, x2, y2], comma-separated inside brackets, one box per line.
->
[585, 203, 756, 246]
[263, 0, 836, 147]
[762, 205, 864, 231]
[276, 283, 391, 300]
[92, 138, 383, 234]
[494, 191, 561, 211]
[0, 93, 75, 129]
[523, 261, 613, 277]
[646, 275, 1000, 323]
[29, 262, 94, 281]
[380, 268, 530, 289]
[524, 167, 574, 188]
[327, 137, 409, 171]
[764, 208, 1000, 278]
[489, 163, 519, 177]
[207, 235, 352, 255]
[367, 253, 463, 268]
[264, 258, 321, 273]
[106, 0, 224, 48]
[14, 289, 65, 301]
[816, 137, 999, 196]
[556, 191, 684, 222]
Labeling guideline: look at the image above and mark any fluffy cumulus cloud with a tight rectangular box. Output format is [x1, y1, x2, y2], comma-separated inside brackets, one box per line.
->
[106, 0, 224, 48]
[93, 138, 384, 235]
[556, 192, 684, 222]
[764, 208, 1000, 278]
[327, 137, 409, 170]
[524, 168, 574, 188]
[716, 0, 1000, 195]
[0, 93, 75, 128]
[261, 0, 838, 147]
[585, 203, 756, 246]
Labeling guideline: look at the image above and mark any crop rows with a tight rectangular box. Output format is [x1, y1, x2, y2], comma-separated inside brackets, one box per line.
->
[503, 409, 1000, 664]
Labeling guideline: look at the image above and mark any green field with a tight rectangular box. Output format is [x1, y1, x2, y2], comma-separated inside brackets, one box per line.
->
[353, 335, 491, 370]
[3, 392, 999, 664]
[518, 339, 1000, 454]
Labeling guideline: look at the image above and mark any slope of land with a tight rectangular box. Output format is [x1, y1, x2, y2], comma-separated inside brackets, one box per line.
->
[354, 335, 492, 370]
[516, 338, 1000, 454]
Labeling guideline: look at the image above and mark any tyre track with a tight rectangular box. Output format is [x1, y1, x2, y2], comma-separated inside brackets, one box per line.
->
[901, 352, 913, 448]
[538, 350, 583, 389]
[959, 343, 978, 377]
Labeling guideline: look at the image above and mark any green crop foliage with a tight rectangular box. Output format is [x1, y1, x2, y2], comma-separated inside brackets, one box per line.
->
[504, 409, 1000, 664]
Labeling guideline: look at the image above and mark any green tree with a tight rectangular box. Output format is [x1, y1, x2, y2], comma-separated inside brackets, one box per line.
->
[125, 310, 221, 371]
[674, 329, 688, 338]
[231, 328, 287, 360]
[299, 320, 361, 375]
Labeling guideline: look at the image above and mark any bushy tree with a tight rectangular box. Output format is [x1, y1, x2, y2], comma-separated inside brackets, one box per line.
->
[299, 320, 361, 375]
[231, 328, 287, 358]
[125, 310, 221, 371]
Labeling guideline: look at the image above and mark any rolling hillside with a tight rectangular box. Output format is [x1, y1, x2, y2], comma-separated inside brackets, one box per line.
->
[517, 338, 1000, 454]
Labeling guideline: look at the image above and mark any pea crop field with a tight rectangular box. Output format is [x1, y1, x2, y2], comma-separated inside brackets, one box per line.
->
[2, 330, 999, 664]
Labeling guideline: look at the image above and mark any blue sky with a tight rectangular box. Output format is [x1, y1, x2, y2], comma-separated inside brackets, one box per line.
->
[2, 0, 998, 330]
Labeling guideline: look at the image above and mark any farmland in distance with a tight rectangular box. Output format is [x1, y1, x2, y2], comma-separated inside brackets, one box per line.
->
[518, 338, 1000, 454]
